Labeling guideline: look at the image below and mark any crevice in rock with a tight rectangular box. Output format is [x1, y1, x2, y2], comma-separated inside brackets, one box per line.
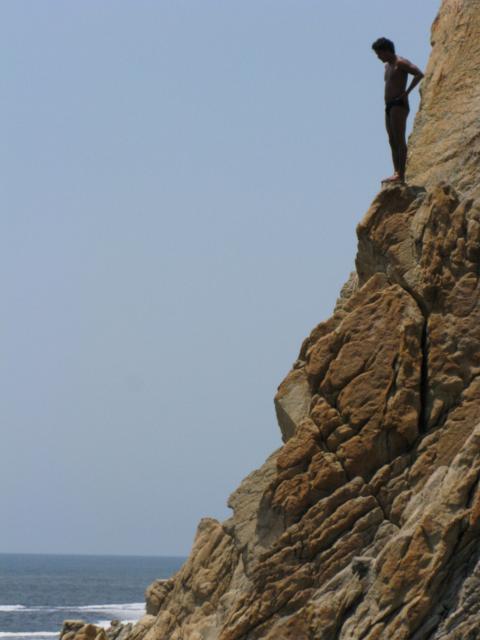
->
[428, 370, 480, 435]
[466, 470, 480, 510]
[418, 315, 430, 434]
[356, 601, 405, 640]
[369, 491, 399, 530]
[384, 354, 400, 407]
[334, 590, 366, 640]
[391, 283, 430, 440]
[414, 539, 480, 640]
[318, 430, 352, 482]
[408, 503, 480, 639]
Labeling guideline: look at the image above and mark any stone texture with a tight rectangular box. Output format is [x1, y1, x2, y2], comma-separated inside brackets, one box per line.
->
[225, 450, 282, 566]
[145, 580, 173, 616]
[274, 369, 312, 442]
[407, 0, 480, 199]
[142, 517, 240, 640]
[59, 1, 480, 639]
[60, 622, 110, 640]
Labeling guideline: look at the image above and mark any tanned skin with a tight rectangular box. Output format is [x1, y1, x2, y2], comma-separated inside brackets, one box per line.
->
[374, 48, 424, 183]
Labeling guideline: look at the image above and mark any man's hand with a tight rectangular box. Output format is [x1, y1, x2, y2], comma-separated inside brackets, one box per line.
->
[395, 91, 409, 105]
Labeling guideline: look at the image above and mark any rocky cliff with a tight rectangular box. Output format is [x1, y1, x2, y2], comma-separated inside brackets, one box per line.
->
[407, 0, 480, 198]
[62, 0, 480, 638]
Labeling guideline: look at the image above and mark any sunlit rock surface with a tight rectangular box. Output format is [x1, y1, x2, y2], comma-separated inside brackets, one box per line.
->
[407, 0, 480, 199]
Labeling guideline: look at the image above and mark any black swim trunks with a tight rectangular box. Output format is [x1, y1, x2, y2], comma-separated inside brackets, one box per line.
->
[385, 97, 409, 116]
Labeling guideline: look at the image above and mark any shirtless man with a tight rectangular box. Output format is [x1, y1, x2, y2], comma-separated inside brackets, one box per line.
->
[372, 37, 424, 183]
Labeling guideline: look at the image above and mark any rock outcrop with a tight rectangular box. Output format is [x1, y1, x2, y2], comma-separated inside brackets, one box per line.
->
[60, 0, 480, 638]
[60, 621, 133, 640]
[406, 0, 480, 198]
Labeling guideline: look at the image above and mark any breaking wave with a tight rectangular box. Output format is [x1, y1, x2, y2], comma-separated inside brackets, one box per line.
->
[0, 634, 58, 638]
[0, 604, 143, 616]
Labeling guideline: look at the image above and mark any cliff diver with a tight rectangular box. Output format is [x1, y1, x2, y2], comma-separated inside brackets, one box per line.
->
[372, 37, 424, 184]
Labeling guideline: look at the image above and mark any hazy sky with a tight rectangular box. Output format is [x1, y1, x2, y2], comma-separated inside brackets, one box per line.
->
[2, 1, 439, 556]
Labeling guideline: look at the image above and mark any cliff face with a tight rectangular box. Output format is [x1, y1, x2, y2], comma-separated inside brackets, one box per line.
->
[188, 178, 480, 640]
[62, 1, 480, 638]
[407, 0, 480, 198]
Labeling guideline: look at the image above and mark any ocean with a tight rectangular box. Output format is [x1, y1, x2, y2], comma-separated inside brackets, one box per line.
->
[0, 554, 185, 640]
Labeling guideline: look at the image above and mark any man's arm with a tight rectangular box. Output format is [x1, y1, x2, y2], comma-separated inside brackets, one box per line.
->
[398, 57, 424, 97]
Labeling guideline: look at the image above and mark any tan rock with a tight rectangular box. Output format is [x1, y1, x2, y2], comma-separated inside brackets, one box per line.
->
[225, 449, 282, 565]
[407, 0, 480, 199]
[145, 579, 173, 616]
[60, 621, 87, 640]
[60, 620, 101, 640]
[274, 368, 312, 442]
[140, 517, 240, 640]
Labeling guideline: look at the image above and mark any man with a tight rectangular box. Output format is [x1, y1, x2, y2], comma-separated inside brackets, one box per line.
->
[372, 37, 424, 183]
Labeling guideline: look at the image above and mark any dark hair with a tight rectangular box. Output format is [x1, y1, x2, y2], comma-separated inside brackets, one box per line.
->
[372, 37, 395, 54]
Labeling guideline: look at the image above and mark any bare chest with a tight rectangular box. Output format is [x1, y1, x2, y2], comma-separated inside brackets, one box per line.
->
[385, 64, 406, 87]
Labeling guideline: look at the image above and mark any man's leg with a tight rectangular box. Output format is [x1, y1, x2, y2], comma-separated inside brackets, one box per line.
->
[385, 113, 398, 173]
[384, 111, 400, 181]
[389, 106, 409, 181]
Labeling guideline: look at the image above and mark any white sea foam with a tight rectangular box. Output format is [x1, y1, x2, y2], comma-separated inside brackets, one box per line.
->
[83, 604, 144, 628]
[95, 621, 112, 629]
[0, 633, 58, 638]
[0, 608, 26, 613]
[0, 601, 144, 640]
[0, 607, 51, 614]
[0, 604, 144, 616]
[76, 604, 144, 613]
[96, 620, 137, 629]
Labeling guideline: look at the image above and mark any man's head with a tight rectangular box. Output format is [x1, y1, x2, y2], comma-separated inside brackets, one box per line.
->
[372, 37, 395, 62]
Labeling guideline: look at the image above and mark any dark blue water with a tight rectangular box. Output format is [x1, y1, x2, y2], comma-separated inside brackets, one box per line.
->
[0, 554, 185, 640]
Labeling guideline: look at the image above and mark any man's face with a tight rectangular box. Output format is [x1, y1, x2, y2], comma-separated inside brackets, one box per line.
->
[375, 49, 391, 63]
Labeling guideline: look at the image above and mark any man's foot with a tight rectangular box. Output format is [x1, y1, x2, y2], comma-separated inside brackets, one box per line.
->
[381, 173, 402, 183]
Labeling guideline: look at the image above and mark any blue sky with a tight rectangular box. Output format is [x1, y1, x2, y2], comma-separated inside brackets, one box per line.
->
[2, 0, 439, 555]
